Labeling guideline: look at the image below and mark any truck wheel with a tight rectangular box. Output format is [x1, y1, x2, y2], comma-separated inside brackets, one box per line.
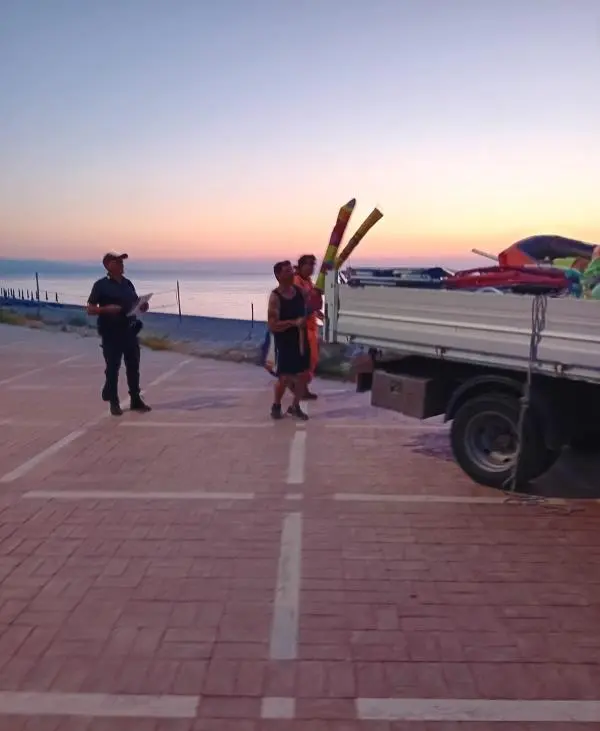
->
[450, 393, 558, 489]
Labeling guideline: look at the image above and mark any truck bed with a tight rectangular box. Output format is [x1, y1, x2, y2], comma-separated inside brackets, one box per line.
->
[326, 282, 600, 383]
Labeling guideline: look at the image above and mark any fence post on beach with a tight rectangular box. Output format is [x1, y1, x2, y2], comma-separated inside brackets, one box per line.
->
[176, 280, 182, 323]
[35, 272, 40, 317]
[251, 302, 254, 330]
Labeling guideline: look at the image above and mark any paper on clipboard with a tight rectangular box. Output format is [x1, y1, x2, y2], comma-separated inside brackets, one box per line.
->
[129, 293, 153, 317]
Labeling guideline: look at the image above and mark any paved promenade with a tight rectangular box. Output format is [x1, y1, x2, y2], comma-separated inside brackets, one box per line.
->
[1, 323, 600, 730]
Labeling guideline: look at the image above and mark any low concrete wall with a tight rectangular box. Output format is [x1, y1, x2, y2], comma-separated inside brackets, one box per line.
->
[0, 298, 267, 343]
[0, 298, 358, 377]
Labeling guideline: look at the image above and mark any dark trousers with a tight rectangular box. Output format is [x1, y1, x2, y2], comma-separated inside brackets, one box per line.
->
[101, 330, 141, 404]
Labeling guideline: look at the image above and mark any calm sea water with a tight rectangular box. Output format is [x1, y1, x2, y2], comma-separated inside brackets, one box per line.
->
[1, 253, 483, 320]
[1, 271, 274, 320]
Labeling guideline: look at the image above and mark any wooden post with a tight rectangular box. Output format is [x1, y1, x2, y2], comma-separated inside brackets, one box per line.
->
[251, 302, 254, 330]
[176, 280, 182, 323]
[34, 273, 41, 316]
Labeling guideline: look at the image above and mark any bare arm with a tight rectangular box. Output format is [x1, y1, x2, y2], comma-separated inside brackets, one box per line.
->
[268, 292, 301, 333]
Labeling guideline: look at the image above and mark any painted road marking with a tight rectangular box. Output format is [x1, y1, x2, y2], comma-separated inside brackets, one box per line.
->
[146, 359, 192, 387]
[357, 698, 600, 723]
[23, 490, 255, 501]
[0, 691, 197, 718]
[324, 422, 446, 430]
[0, 419, 66, 427]
[261, 697, 296, 719]
[0, 354, 84, 386]
[119, 421, 273, 428]
[8, 384, 89, 390]
[0, 358, 192, 483]
[333, 493, 568, 505]
[165, 386, 267, 392]
[0, 428, 88, 483]
[269, 512, 302, 660]
[286, 430, 306, 484]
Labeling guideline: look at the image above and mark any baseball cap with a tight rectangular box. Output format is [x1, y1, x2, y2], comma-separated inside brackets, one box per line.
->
[102, 252, 129, 266]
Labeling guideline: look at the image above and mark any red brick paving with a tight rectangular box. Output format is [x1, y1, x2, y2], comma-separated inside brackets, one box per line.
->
[1, 325, 600, 729]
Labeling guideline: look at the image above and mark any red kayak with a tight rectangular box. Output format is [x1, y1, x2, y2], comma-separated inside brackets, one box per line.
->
[444, 265, 571, 295]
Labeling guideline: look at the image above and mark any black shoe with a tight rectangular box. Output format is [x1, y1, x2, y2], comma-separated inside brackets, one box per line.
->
[130, 397, 152, 413]
[287, 405, 309, 421]
[271, 403, 284, 420]
[305, 390, 318, 400]
[110, 402, 123, 417]
[101, 385, 110, 402]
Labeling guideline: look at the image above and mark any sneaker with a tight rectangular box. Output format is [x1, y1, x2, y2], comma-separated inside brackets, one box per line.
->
[287, 405, 309, 421]
[271, 403, 284, 420]
[130, 397, 152, 413]
[304, 390, 318, 400]
[110, 402, 123, 417]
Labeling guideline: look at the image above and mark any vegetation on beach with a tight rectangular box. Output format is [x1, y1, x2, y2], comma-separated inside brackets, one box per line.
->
[139, 333, 174, 351]
[0, 308, 42, 327]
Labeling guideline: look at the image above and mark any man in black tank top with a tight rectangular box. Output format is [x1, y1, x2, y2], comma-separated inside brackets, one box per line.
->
[267, 260, 310, 420]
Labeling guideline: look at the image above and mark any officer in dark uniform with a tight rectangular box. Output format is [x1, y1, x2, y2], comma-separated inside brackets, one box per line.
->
[87, 252, 152, 416]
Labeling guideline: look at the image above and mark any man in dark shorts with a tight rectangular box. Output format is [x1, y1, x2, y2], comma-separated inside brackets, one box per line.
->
[87, 252, 152, 416]
[267, 260, 310, 420]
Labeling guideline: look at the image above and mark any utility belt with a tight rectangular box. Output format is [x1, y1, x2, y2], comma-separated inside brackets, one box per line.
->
[99, 317, 143, 339]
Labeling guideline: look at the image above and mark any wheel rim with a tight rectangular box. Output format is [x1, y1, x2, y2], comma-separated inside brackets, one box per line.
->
[463, 409, 517, 473]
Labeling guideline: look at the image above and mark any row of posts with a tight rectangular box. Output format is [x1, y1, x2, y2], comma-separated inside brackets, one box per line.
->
[1, 274, 255, 328]
[0, 272, 57, 302]
[0, 287, 58, 302]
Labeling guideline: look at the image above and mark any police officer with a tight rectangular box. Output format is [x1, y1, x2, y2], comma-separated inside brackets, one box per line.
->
[87, 252, 152, 416]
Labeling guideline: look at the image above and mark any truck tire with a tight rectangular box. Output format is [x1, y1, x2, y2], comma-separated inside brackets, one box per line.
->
[450, 392, 558, 489]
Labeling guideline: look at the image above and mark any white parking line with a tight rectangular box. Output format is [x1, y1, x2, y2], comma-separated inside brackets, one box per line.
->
[165, 386, 267, 392]
[324, 422, 446, 430]
[119, 421, 273, 429]
[333, 493, 568, 505]
[357, 698, 600, 723]
[23, 490, 255, 501]
[0, 429, 88, 483]
[269, 512, 302, 660]
[261, 697, 296, 719]
[0, 338, 27, 349]
[0, 358, 193, 483]
[0, 354, 84, 386]
[146, 359, 192, 387]
[0, 691, 197, 719]
[8, 384, 89, 390]
[286, 431, 306, 484]
[0, 419, 66, 427]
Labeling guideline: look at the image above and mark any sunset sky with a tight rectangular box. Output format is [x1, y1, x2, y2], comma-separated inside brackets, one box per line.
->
[1, 0, 599, 264]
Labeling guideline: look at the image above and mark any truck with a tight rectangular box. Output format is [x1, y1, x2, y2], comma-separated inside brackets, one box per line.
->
[323, 272, 600, 490]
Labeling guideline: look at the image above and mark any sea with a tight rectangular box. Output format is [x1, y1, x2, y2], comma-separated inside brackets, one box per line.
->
[1, 262, 276, 320]
[0, 255, 482, 320]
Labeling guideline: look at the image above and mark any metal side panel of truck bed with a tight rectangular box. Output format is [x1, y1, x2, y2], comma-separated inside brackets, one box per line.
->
[325, 278, 600, 382]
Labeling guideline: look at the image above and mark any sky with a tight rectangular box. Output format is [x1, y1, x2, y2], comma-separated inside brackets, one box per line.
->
[1, 0, 600, 265]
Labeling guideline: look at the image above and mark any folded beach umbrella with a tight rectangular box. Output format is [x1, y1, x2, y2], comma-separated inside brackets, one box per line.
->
[315, 198, 356, 292]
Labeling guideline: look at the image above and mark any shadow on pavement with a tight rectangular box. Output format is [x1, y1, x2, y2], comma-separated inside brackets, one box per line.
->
[407, 431, 600, 499]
